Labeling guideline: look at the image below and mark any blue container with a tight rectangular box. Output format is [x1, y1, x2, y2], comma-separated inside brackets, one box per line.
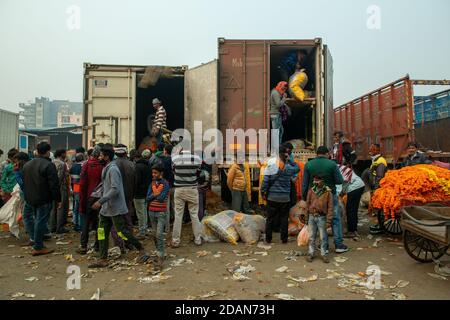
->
[414, 89, 450, 125]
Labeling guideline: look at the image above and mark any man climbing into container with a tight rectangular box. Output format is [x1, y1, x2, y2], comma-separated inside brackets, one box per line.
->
[360, 143, 388, 235]
[151, 98, 167, 145]
[401, 141, 432, 167]
[331, 131, 357, 166]
[289, 62, 309, 102]
[270, 81, 288, 145]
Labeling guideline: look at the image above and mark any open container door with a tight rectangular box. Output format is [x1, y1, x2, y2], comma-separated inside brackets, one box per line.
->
[324, 45, 334, 148]
[184, 60, 218, 150]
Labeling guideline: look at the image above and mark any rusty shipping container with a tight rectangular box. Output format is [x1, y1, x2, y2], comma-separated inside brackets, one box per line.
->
[333, 76, 450, 164]
[216, 38, 334, 154]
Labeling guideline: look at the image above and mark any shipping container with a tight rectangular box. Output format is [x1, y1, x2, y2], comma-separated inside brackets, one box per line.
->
[333, 76, 450, 165]
[414, 89, 450, 125]
[0, 108, 19, 163]
[83, 64, 186, 149]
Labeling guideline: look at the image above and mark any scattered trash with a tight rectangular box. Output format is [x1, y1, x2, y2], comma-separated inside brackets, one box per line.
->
[196, 250, 211, 258]
[170, 258, 194, 267]
[187, 291, 224, 300]
[334, 256, 348, 263]
[213, 253, 222, 258]
[275, 266, 289, 273]
[282, 250, 304, 262]
[11, 292, 35, 299]
[367, 234, 373, 240]
[227, 263, 256, 281]
[433, 260, 450, 277]
[391, 292, 406, 300]
[254, 251, 268, 256]
[286, 274, 318, 283]
[7, 245, 15, 248]
[138, 274, 172, 283]
[11, 255, 24, 258]
[427, 273, 448, 281]
[56, 241, 69, 245]
[257, 242, 272, 250]
[389, 280, 409, 289]
[365, 295, 375, 300]
[356, 247, 364, 251]
[64, 254, 75, 262]
[274, 293, 296, 300]
[380, 270, 392, 276]
[90, 288, 100, 300]
[51, 252, 64, 255]
[44, 276, 53, 280]
[25, 276, 39, 282]
[108, 247, 122, 259]
[372, 238, 382, 247]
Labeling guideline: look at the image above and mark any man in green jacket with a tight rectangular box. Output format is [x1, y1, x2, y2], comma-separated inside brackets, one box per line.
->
[302, 146, 348, 254]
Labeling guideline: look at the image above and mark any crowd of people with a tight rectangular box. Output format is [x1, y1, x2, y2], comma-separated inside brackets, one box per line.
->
[0, 126, 439, 269]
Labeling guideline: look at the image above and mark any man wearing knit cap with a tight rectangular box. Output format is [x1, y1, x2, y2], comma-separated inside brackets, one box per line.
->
[114, 144, 135, 230]
[152, 98, 167, 145]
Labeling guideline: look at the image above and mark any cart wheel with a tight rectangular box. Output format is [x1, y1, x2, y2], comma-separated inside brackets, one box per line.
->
[403, 230, 448, 263]
[376, 210, 403, 235]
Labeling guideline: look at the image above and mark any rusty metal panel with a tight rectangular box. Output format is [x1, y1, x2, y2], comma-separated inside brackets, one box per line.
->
[334, 76, 413, 163]
[219, 40, 266, 133]
[415, 117, 450, 152]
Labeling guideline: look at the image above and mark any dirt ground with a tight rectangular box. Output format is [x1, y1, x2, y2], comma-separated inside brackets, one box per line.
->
[0, 206, 449, 301]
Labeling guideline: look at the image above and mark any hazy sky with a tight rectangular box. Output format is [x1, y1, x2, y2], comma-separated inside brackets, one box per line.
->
[1, 0, 449, 113]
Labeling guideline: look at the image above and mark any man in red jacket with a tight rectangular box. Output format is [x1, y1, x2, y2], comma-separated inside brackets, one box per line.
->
[77, 145, 104, 254]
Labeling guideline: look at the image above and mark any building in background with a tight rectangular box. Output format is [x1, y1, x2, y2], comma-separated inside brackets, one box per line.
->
[19, 97, 82, 129]
[57, 105, 82, 127]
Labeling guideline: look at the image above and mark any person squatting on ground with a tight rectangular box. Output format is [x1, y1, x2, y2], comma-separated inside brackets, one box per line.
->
[88, 144, 149, 268]
[305, 174, 333, 263]
[261, 144, 299, 244]
[146, 164, 170, 270]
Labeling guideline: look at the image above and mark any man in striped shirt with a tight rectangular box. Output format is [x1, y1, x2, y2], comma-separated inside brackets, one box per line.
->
[170, 150, 203, 247]
[152, 98, 167, 145]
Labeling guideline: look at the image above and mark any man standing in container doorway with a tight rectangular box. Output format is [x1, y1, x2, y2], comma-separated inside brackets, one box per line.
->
[151, 98, 167, 145]
[270, 81, 288, 145]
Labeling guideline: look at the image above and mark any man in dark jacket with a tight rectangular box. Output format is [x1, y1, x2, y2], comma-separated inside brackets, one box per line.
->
[114, 144, 135, 230]
[23, 142, 61, 256]
[134, 149, 152, 239]
[302, 146, 348, 254]
[402, 141, 432, 167]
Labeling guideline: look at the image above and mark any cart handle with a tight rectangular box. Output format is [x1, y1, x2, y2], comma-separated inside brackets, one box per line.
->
[401, 206, 450, 227]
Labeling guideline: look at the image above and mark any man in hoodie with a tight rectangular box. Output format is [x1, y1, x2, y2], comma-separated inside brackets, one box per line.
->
[23, 142, 60, 256]
[134, 149, 152, 239]
[88, 144, 149, 268]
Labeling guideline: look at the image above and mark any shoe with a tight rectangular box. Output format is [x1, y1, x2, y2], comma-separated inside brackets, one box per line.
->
[27, 240, 35, 247]
[31, 248, 54, 256]
[306, 255, 313, 262]
[344, 232, 357, 239]
[56, 228, 69, 235]
[335, 244, 349, 254]
[76, 247, 88, 255]
[369, 224, 382, 231]
[194, 238, 202, 246]
[321, 254, 330, 263]
[88, 260, 109, 268]
[169, 241, 180, 248]
[281, 239, 288, 244]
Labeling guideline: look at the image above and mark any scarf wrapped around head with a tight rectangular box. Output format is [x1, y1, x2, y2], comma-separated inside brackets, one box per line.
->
[275, 81, 288, 95]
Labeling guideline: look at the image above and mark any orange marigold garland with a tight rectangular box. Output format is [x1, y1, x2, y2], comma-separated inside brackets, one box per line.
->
[371, 164, 450, 219]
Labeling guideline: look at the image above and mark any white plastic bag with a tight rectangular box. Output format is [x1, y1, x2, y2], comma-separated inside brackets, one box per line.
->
[0, 184, 22, 238]
[233, 213, 266, 244]
[201, 217, 220, 243]
[204, 210, 240, 245]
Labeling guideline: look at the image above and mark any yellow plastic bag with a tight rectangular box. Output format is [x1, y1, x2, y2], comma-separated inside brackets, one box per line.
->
[289, 71, 308, 101]
[204, 210, 240, 245]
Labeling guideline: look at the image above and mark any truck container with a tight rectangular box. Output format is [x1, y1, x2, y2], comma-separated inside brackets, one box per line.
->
[0, 108, 19, 163]
[84, 38, 333, 201]
[333, 76, 450, 165]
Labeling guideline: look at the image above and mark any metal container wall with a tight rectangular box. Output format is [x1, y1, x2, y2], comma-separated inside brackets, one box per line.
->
[333, 76, 414, 164]
[414, 89, 450, 124]
[0, 108, 19, 162]
[218, 38, 331, 151]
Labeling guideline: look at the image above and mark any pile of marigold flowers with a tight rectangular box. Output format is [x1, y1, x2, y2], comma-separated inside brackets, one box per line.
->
[371, 164, 450, 219]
